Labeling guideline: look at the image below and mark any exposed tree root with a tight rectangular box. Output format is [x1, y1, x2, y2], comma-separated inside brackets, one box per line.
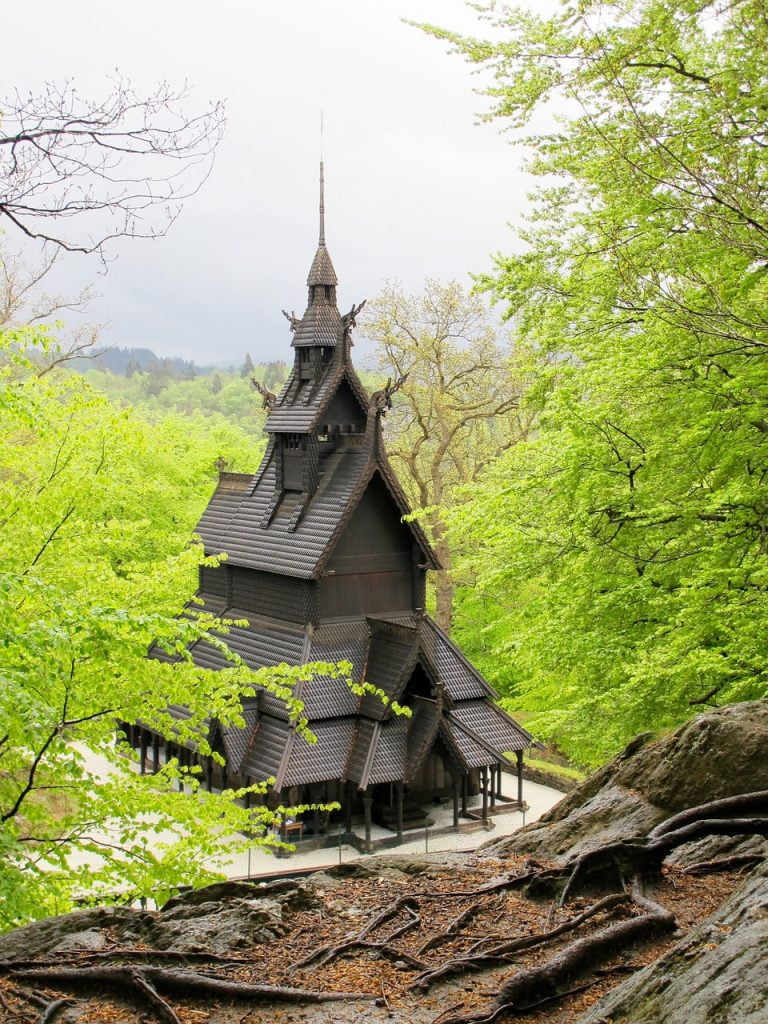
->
[648, 790, 768, 839]
[418, 900, 492, 955]
[292, 896, 422, 971]
[7, 983, 49, 1009]
[1, 949, 253, 972]
[9, 966, 373, 1018]
[409, 892, 629, 991]
[127, 971, 180, 1024]
[39, 998, 78, 1024]
[358, 895, 420, 940]
[558, 815, 768, 904]
[682, 853, 765, 875]
[298, 936, 426, 972]
[439, 882, 675, 1024]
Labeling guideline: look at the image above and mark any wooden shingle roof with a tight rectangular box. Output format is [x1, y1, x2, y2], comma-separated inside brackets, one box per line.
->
[197, 452, 438, 578]
[290, 298, 341, 348]
[449, 700, 531, 754]
[264, 362, 367, 434]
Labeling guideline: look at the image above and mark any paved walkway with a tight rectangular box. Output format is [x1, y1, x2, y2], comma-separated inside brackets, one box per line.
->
[220, 779, 563, 879]
[71, 744, 565, 883]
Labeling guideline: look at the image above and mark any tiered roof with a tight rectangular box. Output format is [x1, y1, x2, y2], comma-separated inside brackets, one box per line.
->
[153, 166, 533, 795]
[156, 610, 531, 792]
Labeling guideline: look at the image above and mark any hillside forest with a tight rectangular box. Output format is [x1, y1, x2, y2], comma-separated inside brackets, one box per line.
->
[2, 0, 768, 927]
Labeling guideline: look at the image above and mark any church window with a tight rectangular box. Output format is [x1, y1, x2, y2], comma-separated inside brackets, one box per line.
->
[283, 434, 305, 490]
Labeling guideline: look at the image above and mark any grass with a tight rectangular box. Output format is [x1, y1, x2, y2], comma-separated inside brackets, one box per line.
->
[523, 756, 587, 783]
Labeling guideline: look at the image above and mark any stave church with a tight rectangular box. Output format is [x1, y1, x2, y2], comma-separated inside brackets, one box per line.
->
[130, 166, 534, 850]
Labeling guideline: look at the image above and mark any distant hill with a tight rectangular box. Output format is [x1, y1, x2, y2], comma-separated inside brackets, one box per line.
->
[71, 346, 202, 378]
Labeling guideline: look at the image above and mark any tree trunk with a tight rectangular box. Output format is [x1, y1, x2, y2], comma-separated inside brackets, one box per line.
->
[435, 571, 455, 634]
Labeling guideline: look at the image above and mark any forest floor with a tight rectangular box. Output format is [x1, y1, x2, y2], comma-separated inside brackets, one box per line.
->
[0, 848, 748, 1024]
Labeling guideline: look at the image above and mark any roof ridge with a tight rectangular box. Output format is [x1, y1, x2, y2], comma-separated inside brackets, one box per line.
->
[422, 616, 497, 698]
[359, 721, 381, 791]
[275, 729, 297, 791]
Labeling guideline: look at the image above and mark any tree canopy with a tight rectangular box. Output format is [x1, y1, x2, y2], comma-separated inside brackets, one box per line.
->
[362, 279, 528, 632]
[0, 329, 344, 929]
[423, 0, 768, 762]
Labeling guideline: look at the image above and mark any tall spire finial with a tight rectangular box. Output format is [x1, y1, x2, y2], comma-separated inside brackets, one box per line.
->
[319, 159, 326, 247]
[319, 111, 326, 247]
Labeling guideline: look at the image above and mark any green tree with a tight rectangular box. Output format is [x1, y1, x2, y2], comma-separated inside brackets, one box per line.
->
[263, 360, 288, 391]
[0, 244, 106, 374]
[240, 352, 255, 378]
[427, 0, 768, 762]
[0, 332, 343, 929]
[362, 279, 528, 633]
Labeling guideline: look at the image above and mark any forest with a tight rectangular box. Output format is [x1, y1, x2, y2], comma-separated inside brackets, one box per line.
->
[2, 0, 768, 931]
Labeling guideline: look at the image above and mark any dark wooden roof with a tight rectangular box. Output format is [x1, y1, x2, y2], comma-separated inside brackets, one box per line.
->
[290, 299, 340, 348]
[197, 446, 439, 577]
[151, 609, 534, 789]
[264, 363, 368, 433]
[449, 700, 530, 754]
[359, 619, 420, 720]
[306, 244, 338, 289]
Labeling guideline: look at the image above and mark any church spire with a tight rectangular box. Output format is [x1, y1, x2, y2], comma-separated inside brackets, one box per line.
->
[319, 159, 326, 247]
[307, 160, 338, 288]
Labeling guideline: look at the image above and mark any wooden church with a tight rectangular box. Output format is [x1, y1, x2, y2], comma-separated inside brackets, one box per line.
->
[139, 167, 533, 849]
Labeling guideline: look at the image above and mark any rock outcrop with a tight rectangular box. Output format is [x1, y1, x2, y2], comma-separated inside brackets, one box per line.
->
[577, 859, 768, 1024]
[488, 699, 768, 862]
[0, 879, 320, 960]
[478, 699, 768, 1023]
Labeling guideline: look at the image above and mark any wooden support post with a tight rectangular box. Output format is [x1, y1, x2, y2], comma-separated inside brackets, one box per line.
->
[396, 781, 404, 841]
[139, 730, 148, 775]
[344, 782, 353, 833]
[497, 765, 504, 800]
[152, 733, 160, 773]
[490, 765, 497, 812]
[206, 757, 213, 792]
[275, 791, 286, 849]
[461, 773, 468, 815]
[363, 792, 373, 850]
[323, 781, 330, 833]
[516, 750, 524, 806]
[452, 773, 460, 829]
[481, 766, 489, 824]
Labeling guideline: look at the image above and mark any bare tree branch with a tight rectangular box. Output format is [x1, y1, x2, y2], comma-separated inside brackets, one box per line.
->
[0, 77, 225, 261]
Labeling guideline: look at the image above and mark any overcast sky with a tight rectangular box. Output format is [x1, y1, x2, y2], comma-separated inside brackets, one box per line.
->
[4, 1, 538, 365]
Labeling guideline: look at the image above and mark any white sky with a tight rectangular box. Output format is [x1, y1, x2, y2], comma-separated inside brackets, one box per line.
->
[3, 1, 538, 365]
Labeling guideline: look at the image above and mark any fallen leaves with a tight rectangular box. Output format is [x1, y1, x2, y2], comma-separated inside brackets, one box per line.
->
[0, 852, 752, 1024]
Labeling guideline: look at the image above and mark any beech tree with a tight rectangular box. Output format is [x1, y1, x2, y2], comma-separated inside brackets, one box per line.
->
[0, 243, 107, 377]
[0, 332, 348, 929]
[362, 279, 528, 632]
[0, 78, 224, 258]
[424, 0, 768, 762]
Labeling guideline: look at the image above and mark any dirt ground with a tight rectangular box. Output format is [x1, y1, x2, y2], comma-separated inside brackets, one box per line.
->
[0, 850, 748, 1024]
